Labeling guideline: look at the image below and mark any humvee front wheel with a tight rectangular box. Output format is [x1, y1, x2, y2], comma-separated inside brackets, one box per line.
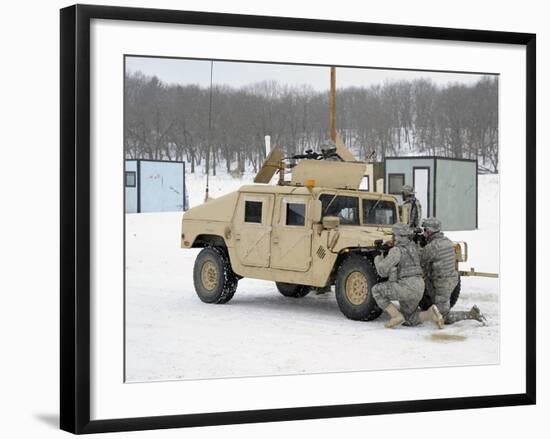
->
[275, 282, 310, 298]
[193, 247, 238, 304]
[335, 255, 382, 321]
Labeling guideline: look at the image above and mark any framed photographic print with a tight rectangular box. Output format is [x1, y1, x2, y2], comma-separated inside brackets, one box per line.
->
[60, 4, 536, 434]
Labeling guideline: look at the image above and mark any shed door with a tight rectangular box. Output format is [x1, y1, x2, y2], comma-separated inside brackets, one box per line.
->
[413, 167, 430, 218]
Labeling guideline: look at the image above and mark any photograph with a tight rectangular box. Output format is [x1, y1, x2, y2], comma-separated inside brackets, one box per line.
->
[56, 2, 538, 435]
[123, 56, 500, 383]
[0, 0, 543, 437]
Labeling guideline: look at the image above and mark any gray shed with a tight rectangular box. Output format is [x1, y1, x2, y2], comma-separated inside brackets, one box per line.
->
[384, 156, 477, 231]
[125, 159, 187, 213]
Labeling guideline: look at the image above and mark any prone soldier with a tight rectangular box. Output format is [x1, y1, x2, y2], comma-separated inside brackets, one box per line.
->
[372, 223, 444, 329]
[401, 185, 422, 229]
[420, 217, 486, 325]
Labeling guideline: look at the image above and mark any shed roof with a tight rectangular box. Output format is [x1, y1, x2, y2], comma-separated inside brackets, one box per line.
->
[385, 155, 476, 163]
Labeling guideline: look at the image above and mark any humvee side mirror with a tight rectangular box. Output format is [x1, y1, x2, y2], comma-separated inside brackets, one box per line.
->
[310, 199, 322, 223]
[322, 216, 340, 230]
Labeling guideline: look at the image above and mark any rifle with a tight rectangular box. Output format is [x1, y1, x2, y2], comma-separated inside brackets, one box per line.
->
[412, 228, 427, 247]
[374, 239, 393, 254]
[290, 147, 344, 161]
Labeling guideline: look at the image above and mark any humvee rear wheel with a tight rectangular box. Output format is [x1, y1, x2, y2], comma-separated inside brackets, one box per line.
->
[275, 282, 310, 298]
[193, 247, 238, 304]
[335, 255, 382, 321]
[419, 277, 461, 311]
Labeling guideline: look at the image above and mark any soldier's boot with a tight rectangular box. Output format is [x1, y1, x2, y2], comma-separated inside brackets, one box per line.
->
[469, 305, 487, 324]
[384, 303, 405, 328]
[419, 305, 445, 329]
[445, 305, 487, 325]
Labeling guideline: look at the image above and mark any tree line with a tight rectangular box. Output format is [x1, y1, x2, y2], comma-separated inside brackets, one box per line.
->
[124, 71, 498, 174]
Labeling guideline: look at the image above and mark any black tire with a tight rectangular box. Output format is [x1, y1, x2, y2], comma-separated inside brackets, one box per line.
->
[275, 282, 310, 298]
[193, 247, 238, 304]
[335, 255, 382, 321]
[419, 277, 461, 310]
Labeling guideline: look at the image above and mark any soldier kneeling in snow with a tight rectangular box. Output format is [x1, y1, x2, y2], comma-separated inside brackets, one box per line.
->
[372, 223, 444, 329]
[420, 217, 486, 325]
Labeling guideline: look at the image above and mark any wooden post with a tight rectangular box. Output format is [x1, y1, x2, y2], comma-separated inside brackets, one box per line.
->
[329, 66, 336, 142]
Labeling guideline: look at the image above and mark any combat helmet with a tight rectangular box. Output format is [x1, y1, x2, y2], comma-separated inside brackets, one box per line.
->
[422, 217, 442, 232]
[392, 223, 413, 237]
[401, 184, 415, 197]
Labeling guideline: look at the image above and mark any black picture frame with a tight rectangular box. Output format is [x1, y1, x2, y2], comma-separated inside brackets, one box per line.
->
[60, 4, 536, 434]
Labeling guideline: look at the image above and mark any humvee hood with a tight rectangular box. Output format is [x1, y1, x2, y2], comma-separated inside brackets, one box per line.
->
[183, 192, 239, 222]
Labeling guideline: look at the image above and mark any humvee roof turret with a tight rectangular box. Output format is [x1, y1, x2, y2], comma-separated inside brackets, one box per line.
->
[290, 160, 366, 189]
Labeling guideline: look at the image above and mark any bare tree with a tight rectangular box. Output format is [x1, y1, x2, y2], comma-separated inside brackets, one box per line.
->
[124, 72, 499, 173]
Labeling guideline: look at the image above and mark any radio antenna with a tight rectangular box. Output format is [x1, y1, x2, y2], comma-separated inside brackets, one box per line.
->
[329, 66, 336, 142]
[205, 60, 214, 202]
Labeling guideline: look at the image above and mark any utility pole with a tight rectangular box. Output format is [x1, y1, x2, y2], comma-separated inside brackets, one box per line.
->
[329, 66, 337, 142]
[205, 60, 214, 202]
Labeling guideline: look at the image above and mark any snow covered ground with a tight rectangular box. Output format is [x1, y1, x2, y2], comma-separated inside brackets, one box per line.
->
[124, 173, 499, 382]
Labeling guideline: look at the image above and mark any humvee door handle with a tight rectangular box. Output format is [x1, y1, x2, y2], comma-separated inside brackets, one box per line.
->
[235, 233, 241, 240]
[272, 236, 279, 244]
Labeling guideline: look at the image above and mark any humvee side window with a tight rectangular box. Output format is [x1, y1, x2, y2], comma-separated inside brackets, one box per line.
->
[362, 199, 397, 225]
[244, 200, 262, 223]
[286, 203, 306, 226]
[319, 194, 359, 225]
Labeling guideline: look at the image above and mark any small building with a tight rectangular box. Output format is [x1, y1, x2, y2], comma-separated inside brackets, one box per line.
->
[384, 156, 477, 231]
[125, 159, 187, 213]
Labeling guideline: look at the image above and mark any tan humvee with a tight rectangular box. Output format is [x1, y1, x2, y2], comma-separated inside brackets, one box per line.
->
[181, 148, 404, 321]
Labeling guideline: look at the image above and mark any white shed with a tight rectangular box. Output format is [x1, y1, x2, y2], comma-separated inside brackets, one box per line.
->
[384, 156, 478, 231]
[125, 159, 187, 213]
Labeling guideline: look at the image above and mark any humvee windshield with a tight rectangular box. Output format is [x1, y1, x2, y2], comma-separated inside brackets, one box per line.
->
[319, 194, 397, 226]
[319, 194, 359, 225]
[362, 199, 397, 225]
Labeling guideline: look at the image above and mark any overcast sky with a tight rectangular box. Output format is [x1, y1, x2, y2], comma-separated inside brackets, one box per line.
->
[125, 56, 494, 91]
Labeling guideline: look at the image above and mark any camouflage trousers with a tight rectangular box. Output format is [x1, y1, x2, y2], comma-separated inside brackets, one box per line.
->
[425, 276, 469, 324]
[372, 276, 425, 325]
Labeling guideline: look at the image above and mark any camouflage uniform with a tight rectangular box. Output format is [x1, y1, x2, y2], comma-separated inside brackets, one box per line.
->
[420, 218, 485, 325]
[401, 185, 422, 229]
[420, 231, 458, 318]
[445, 305, 486, 325]
[372, 224, 425, 326]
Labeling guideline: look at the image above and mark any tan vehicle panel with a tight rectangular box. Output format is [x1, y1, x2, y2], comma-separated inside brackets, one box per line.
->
[290, 160, 366, 189]
[180, 219, 229, 249]
[270, 194, 313, 272]
[181, 182, 400, 287]
[232, 193, 274, 268]
[182, 192, 239, 222]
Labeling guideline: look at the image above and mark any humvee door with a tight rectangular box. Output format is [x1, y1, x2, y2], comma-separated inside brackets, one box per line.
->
[270, 195, 313, 272]
[233, 193, 274, 268]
